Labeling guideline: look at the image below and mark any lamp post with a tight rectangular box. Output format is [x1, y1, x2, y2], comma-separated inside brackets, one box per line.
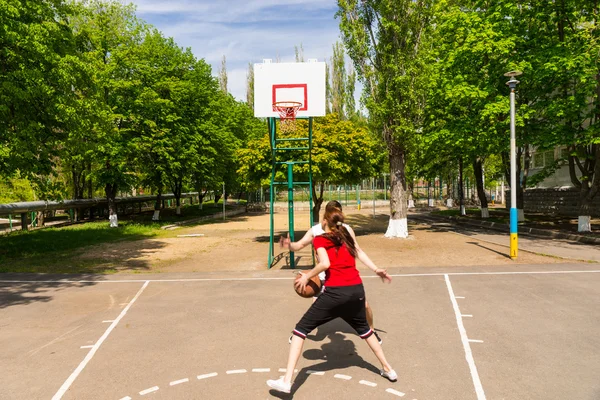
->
[505, 70, 521, 260]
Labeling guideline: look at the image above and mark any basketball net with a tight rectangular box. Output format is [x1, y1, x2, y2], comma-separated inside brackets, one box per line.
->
[273, 101, 302, 133]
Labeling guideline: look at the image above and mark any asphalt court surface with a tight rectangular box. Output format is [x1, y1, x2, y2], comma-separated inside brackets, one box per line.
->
[1, 265, 599, 400]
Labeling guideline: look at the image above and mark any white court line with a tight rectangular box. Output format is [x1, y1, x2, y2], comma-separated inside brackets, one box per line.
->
[226, 369, 247, 374]
[306, 370, 325, 375]
[334, 374, 352, 380]
[462, 314, 473, 317]
[170, 378, 189, 386]
[278, 368, 298, 373]
[2, 269, 600, 284]
[469, 339, 484, 343]
[51, 281, 150, 400]
[102, 320, 114, 323]
[139, 386, 159, 395]
[79, 345, 93, 349]
[119, 397, 131, 400]
[359, 380, 377, 387]
[445, 274, 486, 400]
[455, 296, 465, 299]
[252, 368, 270, 373]
[197, 372, 218, 380]
[386, 388, 406, 397]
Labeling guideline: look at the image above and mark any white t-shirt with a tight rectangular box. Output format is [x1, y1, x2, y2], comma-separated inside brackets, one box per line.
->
[311, 223, 350, 281]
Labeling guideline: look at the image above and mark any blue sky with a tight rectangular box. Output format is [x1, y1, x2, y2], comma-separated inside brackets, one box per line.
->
[129, 0, 343, 102]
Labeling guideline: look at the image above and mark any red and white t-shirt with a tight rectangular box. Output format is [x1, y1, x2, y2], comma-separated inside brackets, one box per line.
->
[313, 235, 362, 287]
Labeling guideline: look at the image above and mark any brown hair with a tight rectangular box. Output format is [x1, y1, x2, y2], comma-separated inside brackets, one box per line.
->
[325, 200, 342, 213]
[322, 209, 357, 258]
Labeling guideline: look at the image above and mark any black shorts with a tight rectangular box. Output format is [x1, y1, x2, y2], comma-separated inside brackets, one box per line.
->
[293, 284, 373, 340]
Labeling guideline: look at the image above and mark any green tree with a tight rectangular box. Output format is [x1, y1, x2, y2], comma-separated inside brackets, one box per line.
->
[219, 55, 228, 93]
[0, 0, 75, 181]
[337, 0, 434, 237]
[331, 42, 347, 118]
[69, 0, 148, 225]
[246, 62, 254, 109]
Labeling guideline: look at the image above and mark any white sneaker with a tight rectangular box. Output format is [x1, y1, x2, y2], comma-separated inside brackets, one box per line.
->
[381, 369, 398, 382]
[267, 377, 291, 393]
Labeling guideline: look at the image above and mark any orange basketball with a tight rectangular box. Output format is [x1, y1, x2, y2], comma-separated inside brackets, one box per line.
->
[294, 274, 322, 298]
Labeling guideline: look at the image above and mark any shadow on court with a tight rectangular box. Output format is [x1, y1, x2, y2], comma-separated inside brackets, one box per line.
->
[0, 275, 100, 309]
[269, 321, 382, 399]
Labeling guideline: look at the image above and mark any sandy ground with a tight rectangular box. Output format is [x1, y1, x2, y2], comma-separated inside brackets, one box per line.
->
[75, 210, 570, 273]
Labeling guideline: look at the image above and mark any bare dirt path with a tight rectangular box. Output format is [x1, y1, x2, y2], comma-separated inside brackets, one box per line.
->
[74, 210, 572, 273]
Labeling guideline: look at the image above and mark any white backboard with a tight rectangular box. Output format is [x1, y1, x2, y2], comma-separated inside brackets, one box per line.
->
[254, 61, 326, 118]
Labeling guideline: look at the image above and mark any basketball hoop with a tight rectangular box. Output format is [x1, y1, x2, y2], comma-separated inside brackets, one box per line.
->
[273, 101, 302, 132]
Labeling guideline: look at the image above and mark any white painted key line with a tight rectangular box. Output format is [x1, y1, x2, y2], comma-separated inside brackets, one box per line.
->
[445, 274, 487, 400]
[51, 281, 150, 400]
[119, 367, 414, 400]
[139, 386, 159, 395]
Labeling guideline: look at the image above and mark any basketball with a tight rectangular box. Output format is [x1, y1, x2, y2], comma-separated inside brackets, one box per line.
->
[294, 273, 322, 298]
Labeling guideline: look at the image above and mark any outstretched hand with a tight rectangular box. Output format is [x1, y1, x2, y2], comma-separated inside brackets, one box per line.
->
[279, 233, 291, 249]
[375, 268, 392, 283]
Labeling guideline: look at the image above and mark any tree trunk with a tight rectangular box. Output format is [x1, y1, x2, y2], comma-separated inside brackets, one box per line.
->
[407, 179, 415, 208]
[311, 181, 325, 225]
[194, 175, 206, 210]
[153, 190, 162, 221]
[384, 141, 408, 238]
[105, 183, 118, 228]
[214, 190, 222, 207]
[173, 181, 182, 216]
[446, 170, 454, 207]
[72, 164, 85, 221]
[458, 157, 465, 215]
[575, 144, 600, 232]
[473, 157, 489, 218]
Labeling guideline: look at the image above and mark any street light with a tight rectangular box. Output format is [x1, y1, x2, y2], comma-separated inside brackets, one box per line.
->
[505, 70, 521, 260]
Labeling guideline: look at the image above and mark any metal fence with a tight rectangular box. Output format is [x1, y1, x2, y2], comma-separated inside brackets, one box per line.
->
[0, 193, 199, 232]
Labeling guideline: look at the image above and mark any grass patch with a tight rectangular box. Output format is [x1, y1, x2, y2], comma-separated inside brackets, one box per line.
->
[0, 204, 244, 274]
[0, 221, 160, 273]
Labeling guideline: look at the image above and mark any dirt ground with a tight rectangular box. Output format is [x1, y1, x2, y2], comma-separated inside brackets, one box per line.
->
[75, 209, 570, 273]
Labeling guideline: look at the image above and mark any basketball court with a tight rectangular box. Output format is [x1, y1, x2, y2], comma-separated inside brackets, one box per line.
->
[2, 60, 599, 400]
[1, 263, 600, 400]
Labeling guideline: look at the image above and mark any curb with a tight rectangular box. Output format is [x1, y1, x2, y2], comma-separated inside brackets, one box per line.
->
[416, 213, 600, 246]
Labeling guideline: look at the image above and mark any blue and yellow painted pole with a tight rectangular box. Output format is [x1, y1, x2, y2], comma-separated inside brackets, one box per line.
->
[505, 70, 521, 260]
[510, 208, 518, 259]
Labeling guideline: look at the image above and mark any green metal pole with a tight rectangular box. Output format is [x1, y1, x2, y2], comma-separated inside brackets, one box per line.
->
[9, 214, 12, 232]
[223, 181, 226, 220]
[308, 117, 315, 267]
[372, 178, 376, 217]
[287, 162, 295, 269]
[268, 118, 276, 268]
[308, 117, 314, 228]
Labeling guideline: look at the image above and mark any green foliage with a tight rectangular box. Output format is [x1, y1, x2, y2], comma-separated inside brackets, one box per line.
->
[0, 0, 76, 178]
[237, 113, 382, 188]
[0, 177, 35, 203]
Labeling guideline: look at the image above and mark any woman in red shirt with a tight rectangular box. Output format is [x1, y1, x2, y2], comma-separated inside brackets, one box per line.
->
[267, 209, 397, 394]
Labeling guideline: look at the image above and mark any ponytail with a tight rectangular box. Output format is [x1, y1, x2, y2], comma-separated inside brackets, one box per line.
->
[322, 210, 357, 258]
